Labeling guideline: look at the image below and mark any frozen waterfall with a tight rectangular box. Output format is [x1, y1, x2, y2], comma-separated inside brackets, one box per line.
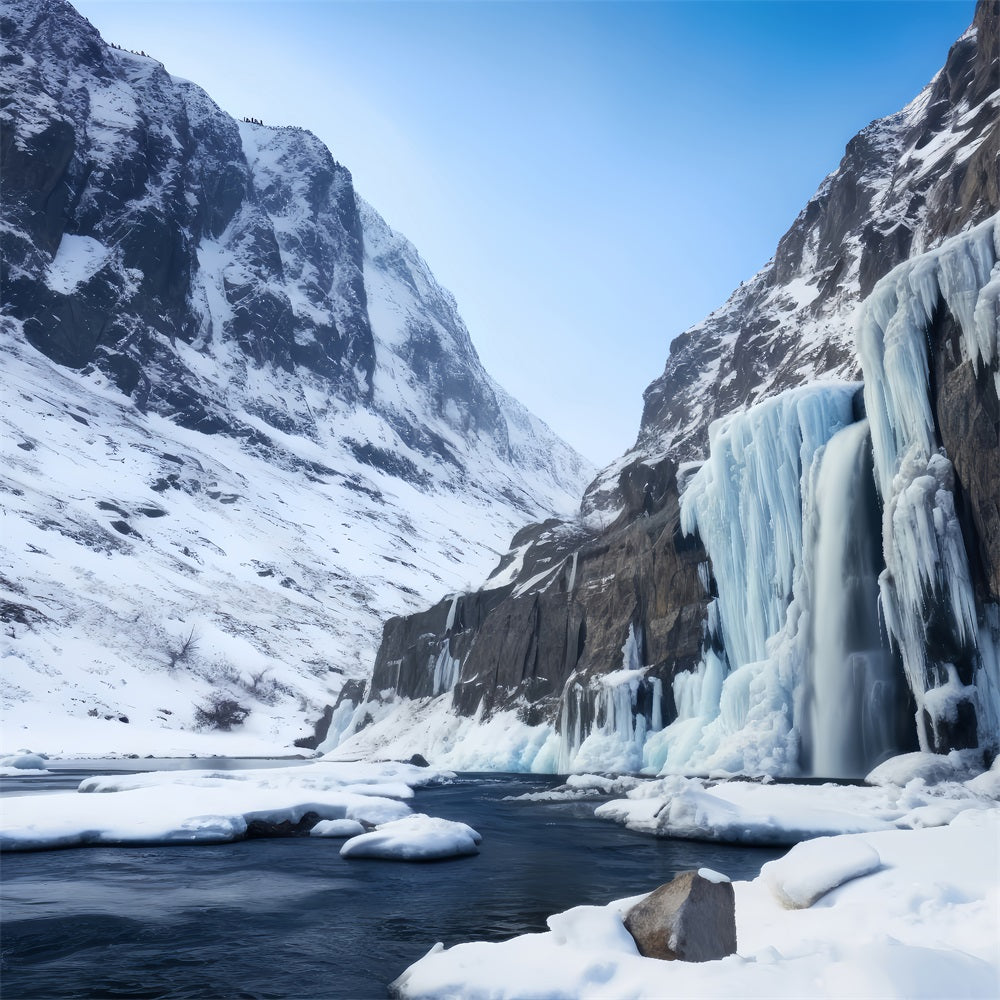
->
[556, 623, 664, 774]
[805, 420, 901, 777]
[856, 214, 1000, 753]
[641, 384, 861, 774]
[678, 383, 859, 674]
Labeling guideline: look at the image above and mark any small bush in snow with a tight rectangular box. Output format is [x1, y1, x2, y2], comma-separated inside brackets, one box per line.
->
[194, 695, 250, 731]
[166, 626, 199, 670]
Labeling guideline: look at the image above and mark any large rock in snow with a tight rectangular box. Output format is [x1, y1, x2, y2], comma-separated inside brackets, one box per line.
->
[623, 869, 737, 962]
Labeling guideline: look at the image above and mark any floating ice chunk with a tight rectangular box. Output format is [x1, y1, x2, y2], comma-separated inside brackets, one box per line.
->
[339, 813, 481, 861]
[506, 773, 643, 802]
[310, 818, 365, 838]
[0, 751, 49, 773]
[761, 836, 881, 908]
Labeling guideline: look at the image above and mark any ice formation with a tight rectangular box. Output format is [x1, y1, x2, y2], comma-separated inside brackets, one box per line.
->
[645, 383, 872, 775]
[555, 624, 664, 774]
[857, 214, 1000, 753]
[679, 384, 859, 673]
[559, 218, 1000, 777]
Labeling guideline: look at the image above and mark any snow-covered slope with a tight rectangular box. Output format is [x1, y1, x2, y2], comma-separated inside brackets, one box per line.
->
[0, 0, 593, 754]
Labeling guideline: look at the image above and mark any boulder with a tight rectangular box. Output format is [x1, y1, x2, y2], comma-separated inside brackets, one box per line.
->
[623, 869, 736, 962]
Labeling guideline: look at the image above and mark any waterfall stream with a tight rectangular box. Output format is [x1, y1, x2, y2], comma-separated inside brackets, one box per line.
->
[807, 420, 898, 777]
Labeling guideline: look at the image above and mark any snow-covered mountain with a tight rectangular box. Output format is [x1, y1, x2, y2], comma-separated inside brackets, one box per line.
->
[336, 1, 1000, 775]
[0, 0, 593, 754]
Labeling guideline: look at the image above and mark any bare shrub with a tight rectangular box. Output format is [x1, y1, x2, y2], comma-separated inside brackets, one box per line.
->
[194, 695, 250, 731]
[166, 626, 199, 670]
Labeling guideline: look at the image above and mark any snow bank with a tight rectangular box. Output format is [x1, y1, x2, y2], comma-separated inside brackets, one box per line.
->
[310, 818, 365, 838]
[593, 769, 998, 846]
[0, 760, 450, 851]
[761, 837, 881, 908]
[865, 749, 988, 787]
[594, 776, 895, 845]
[393, 808, 1000, 999]
[340, 814, 481, 861]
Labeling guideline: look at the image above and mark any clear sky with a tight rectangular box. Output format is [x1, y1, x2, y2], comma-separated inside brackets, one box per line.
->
[74, 0, 976, 468]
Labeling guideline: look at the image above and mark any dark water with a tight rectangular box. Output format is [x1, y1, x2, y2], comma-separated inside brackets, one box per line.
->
[1, 771, 785, 999]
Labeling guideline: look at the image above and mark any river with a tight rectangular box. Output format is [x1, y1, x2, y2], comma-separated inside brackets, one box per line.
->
[1, 768, 785, 998]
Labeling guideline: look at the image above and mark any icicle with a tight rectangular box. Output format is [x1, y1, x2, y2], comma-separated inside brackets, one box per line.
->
[431, 643, 461, 697]
[567, 551, 578, 595]
[445, 594, 459, 633]
[621, 622, 642, 673]
[650, 677, 663, 732]
[856, 214, 998, 752]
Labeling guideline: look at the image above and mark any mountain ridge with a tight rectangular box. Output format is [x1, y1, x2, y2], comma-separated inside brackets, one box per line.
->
[0, 0, 593, 753]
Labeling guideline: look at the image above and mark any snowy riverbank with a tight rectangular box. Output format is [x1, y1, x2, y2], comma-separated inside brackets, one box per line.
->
[0, 759, 466, 853]
[4, 751, 997, 995]
[394, 799, 1000, 998]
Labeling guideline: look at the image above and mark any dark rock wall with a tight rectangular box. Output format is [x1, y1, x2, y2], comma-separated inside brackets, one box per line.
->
[2, 0, 375, 432]
[931, 306, 1000, 607]
[372, 457, 707, 732]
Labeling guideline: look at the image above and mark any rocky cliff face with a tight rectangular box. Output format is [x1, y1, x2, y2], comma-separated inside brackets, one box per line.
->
[339, 1, 999, 772]
[0, 0, 592, 751]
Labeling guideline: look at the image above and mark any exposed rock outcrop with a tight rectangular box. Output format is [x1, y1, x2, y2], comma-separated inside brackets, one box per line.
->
[623, 870, 737, 962]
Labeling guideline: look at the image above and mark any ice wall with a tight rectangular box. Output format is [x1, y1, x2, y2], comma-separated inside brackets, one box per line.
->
[643, 384, 860, 774]
[679, 385, 859, 674]
[856, 214, 1000, 753]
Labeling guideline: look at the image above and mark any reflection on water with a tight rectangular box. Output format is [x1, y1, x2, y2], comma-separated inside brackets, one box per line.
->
[1, 769, 785, 999]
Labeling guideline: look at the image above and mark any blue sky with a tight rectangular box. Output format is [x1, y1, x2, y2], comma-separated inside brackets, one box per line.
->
[74, 0, 976, 467]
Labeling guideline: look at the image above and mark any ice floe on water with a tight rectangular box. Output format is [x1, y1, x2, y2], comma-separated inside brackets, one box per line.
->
[0, 759, 452, 851]
[505, 772, 643, 803]
[339, 814, 482, 861]
[309, 818, 366, 838]
[0, 750, 50, 776]
[592, 754, 999, 845]
[393, 806, 1000, 999]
